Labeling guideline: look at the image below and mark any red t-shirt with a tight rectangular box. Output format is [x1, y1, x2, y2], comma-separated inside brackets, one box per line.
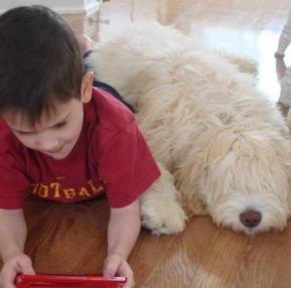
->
[0, 88, 160, 209]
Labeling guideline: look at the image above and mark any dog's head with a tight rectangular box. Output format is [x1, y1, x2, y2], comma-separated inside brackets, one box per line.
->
[199, 130, 291, 235]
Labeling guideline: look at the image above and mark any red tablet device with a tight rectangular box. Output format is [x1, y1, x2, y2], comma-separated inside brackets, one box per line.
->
[15, 274, 127, 288]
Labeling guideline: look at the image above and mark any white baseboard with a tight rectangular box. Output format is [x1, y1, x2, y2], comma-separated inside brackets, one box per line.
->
[0, 1, 101, 15]
[53, 2, 101, 14]
[0, 8, 83, 15]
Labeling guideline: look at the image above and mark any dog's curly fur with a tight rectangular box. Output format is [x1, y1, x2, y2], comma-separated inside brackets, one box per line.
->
[86, 22, 291, 235]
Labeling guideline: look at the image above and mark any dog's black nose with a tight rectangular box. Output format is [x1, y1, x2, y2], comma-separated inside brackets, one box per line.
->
[240, 210, 262, 228]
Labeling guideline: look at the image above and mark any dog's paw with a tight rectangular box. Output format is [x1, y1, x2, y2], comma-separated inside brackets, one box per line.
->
[141, 200, 187, 235]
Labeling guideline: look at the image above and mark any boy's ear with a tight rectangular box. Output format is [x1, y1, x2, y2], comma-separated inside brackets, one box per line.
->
[81, 71, 94, 103]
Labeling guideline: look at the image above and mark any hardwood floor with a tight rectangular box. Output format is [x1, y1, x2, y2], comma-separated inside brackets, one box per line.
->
[2, 0, 291, 287]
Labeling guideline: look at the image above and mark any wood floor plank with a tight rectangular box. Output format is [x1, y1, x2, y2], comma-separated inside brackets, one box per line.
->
[136, 218, 219, 287]
[24, 197, 109, 274]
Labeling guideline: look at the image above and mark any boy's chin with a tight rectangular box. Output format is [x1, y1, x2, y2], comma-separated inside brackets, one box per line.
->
[42, 148, 72, 160]
[48, 153, 68, 160]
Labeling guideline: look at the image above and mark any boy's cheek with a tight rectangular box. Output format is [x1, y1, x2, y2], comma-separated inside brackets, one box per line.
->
[18, 138, 35, 149]
[13, 134, 36, 149]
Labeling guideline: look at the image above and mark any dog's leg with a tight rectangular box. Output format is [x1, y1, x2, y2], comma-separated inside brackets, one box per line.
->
[140, 162, 187, 235]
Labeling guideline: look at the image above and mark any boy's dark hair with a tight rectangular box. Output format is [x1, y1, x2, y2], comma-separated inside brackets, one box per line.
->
[0, 5, 83, 124]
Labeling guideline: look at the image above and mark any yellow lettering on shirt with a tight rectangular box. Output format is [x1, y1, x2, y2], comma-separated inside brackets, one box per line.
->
[87, 179, 104, 195]
[30, 183, 39, 194]
[63, 188, 76, 199]
[79, 187, 91, 197]
[50, 182, 61, 198]
[39, 184, 49, 198]
[30, 179, 105, 201]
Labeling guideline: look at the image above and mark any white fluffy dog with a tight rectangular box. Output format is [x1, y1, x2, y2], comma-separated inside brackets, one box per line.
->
[86, 22, 291, 235]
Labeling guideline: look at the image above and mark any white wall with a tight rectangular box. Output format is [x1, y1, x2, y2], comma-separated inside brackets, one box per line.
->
[0, 0, 101, 14]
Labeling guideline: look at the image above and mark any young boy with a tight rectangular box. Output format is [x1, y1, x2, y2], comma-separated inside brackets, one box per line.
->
[0, 5, 160, 288]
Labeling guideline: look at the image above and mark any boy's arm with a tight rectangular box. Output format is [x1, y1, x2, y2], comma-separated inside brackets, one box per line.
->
[107, 199, 141, 259]
[0, 209, 27, 261]
[103, 199, 141, 287]
[0, 209, 35, 288]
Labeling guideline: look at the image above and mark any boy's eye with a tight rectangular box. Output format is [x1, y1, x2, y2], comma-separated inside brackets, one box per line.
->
[54, 122, 66, 128]
[16, 131, 32, 135]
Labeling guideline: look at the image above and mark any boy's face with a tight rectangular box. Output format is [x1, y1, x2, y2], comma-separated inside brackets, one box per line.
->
[3, 72, 94, 160]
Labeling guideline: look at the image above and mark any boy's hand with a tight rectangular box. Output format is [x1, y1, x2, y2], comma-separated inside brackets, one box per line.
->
[0, 253, 35, 288]
[103, 254, 134, 288]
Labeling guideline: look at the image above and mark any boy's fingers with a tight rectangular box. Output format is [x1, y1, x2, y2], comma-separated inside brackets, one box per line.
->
[103, 261, 118, 277]
[123, 278, 135, 288]
[18, 257, 35, 275]
[118, 263, 134, 288]
[103, 257, 135, 287]
[1, 267, 17, 288]
[0, 255, 34, 288]
[103, 255, 121, 277]
[1, 282, 16, 288]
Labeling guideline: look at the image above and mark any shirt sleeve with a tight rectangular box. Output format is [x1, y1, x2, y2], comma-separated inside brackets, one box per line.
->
[98, 119, 160, 208]
[0, 151, 29, 209]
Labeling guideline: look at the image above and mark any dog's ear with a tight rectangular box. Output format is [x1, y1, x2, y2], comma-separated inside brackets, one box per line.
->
[174, 128, 238, 217]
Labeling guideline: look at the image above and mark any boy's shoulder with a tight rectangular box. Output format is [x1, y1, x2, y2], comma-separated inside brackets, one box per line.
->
[89, 87, 135, 131]
[85, 87, 136, 150]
